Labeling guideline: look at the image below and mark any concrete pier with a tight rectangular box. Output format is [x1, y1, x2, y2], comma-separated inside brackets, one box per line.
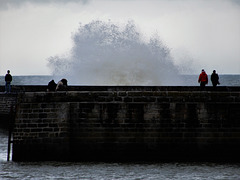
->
[1, 86, 240, 162]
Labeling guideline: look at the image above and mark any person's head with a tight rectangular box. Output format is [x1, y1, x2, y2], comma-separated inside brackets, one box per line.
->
[213, 70, 216, 73]
[61, 78, 68, 86]
[7, 70, 10, 74]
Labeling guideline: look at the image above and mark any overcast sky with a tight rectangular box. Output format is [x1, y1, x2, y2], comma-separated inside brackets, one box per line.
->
[0, 0, 239, 75]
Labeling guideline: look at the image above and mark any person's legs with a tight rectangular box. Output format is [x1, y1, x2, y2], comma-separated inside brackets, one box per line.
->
[5, 82, 11, 93]
[212, 83, 217, 90]
[8, 83, 11, 93]
[200, 82, 206, 90]
[5, 82, 8, 93]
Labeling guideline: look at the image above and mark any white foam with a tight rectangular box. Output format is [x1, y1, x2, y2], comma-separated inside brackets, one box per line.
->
[48, 20, 182, 85]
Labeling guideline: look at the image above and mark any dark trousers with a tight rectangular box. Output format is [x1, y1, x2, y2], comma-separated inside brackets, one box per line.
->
[5, 82, 11, 93]
[200, 82, 206, 90]
[212, 83, 218, 90]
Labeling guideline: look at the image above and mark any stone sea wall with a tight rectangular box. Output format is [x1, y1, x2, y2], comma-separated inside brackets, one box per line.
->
[0, 93, 17, 129]
[4, 86, 239, 162]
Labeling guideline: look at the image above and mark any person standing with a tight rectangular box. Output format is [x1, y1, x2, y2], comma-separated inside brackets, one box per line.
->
[5, 70, 12, 93]
[211, 70, 220, 89]
[198, 69, 208, 90]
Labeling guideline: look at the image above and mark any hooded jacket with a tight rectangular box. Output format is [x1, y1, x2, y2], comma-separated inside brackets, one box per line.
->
[211, 73, 219, 85]
[198, 71, 208, 84]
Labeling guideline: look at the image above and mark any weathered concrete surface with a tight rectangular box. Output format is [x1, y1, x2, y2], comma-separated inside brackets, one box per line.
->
[0, 93, 17, 130]
[4, 86, 238, 162]
[1, 86, 240, 161]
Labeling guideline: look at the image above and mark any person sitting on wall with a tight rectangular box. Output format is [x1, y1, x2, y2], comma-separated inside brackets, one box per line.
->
[56, 78, 68, 91]
[47, 80, 57, 92]
[5, 70, 12, 94]
[198, 69, 208, 90]
[211, 70, 220, 89]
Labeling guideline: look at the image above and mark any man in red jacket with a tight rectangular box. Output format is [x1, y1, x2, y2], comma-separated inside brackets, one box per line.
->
[198, 69, 208, 90]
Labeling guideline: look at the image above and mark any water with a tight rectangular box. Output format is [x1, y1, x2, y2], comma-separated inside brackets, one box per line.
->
[1, 131, 240, 179]
[46, 20, 239, 86]
[47, 20, 183, 86]
[0, 74, 239, 86]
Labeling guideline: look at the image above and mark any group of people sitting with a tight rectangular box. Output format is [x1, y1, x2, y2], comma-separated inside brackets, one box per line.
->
[47, 78, 68, 92]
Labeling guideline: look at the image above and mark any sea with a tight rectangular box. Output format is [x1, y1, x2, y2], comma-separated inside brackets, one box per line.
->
[0, 75, 240, 180]
[0, 74, 239, 86]
[1, 129, 240, 180]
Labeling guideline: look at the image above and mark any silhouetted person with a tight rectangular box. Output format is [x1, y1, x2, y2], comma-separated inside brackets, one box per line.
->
[211, 70, 220, 89]
[198, 69, 208, 90]
[47, 80, 57, 92]
[56, 78, 68, 91]
[5, 70, 12, 93]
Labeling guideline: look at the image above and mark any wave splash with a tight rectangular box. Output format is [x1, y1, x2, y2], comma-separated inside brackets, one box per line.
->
[48, 20, 181, 85]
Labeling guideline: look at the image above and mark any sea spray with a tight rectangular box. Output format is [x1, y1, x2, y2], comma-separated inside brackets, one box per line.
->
[48, 20, 182, 85]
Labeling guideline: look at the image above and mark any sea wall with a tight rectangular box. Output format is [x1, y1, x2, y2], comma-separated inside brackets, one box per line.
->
[10, 86, 240, 162]
[0, 94, 17, 129]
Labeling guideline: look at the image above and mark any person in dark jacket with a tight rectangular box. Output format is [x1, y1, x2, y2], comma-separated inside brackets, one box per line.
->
[5, 70, 12, 93]
[211, 70, 220, 89]
[198, 69, 208, 90]
[47, 80, 57, 92]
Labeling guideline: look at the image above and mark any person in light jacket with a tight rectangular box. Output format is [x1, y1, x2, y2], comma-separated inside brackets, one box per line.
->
[56, 78, 68, 91]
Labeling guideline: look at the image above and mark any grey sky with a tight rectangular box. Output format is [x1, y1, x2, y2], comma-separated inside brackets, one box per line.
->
[0, 0, 88, 8]
[0, 0, 239, 75]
